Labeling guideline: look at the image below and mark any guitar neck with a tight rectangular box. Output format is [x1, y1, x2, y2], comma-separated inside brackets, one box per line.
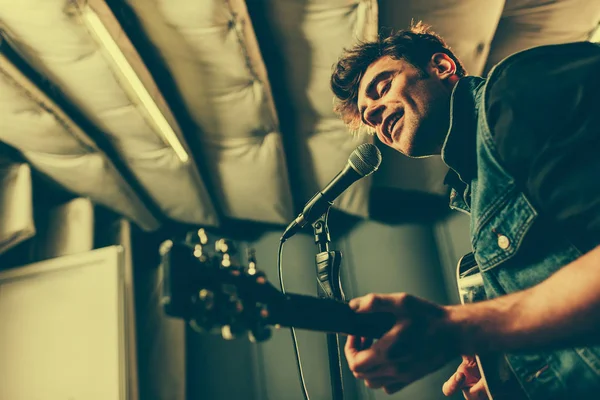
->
[266, 292, 396, 338]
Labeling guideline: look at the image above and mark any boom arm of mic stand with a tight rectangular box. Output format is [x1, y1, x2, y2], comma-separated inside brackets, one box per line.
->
[312, 211, 345, 400]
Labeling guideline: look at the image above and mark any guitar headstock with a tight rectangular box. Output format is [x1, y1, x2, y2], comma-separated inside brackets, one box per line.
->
[160, 229, 282, 342]
[160, 229, 396, 342]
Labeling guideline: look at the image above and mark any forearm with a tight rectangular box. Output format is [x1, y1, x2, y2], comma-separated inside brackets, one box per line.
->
[448, 245, 600, 355]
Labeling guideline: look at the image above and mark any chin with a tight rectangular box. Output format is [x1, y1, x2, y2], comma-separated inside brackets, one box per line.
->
[393, 136, 418, 157]
[400, 127, 442, 157]
[400, 143, 436, 158]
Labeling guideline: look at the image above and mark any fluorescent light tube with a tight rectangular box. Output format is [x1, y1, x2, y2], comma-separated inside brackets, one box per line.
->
[80, 5, 189, 163]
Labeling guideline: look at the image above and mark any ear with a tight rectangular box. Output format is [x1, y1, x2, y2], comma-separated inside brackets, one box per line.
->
[429, 53, 457, 80]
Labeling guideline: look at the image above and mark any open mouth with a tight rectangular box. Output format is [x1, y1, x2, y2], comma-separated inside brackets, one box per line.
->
[384, 110, 404, 142]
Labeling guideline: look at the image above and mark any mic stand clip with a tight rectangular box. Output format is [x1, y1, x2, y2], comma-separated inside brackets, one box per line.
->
[312, 210, 345, 400]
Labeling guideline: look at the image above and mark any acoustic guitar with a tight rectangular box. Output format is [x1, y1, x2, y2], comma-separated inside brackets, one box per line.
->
[456, 253, 527, 400]
[159, 231, 395, 342]
[158, 230, 526, 399]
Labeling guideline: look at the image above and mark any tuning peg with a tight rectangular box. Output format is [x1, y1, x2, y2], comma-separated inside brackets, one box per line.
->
[195, 289, 215, 311]
[159, 239, 173, 256]
[221, 325, 235, 340]
[220, 253, 232, 268]
[197, 228, 209, 245]
[184, 228, 209, 247]
[245, 249, 267, 281]
[248, 302, 272, 342]
[189, 319, 209, 334]
[193, 244, 209, 262]
[247, 248, 257, 274]
[249, 326, 272, 343]
[223, 313, 249, 340]
[258, 304, 269, 319]
[215, 239, 235, 254]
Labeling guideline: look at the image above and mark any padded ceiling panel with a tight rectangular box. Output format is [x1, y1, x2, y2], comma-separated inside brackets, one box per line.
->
[0, 46, 160, 231]
[0, 0, 219, 227]
[0, 0, 598, 230]
[250, 0, 379, 218]
[483, 0, 600, 71]
[125, 0, 294, 224]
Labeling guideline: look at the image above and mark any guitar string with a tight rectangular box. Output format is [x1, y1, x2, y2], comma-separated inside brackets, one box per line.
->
[278, 239, 311, 400]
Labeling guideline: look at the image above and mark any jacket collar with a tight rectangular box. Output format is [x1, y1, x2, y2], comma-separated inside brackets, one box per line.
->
[441, 76, 485, 187]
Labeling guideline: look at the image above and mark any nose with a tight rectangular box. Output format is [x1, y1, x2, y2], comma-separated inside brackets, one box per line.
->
[364, 102, 385, 128]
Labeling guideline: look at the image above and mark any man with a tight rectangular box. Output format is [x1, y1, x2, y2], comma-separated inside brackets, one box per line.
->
[330, 22, 600, 399]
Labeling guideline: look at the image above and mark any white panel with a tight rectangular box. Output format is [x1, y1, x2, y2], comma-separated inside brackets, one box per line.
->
[125, 0, 294, 224]
[32, 197, 95, 260]
[0, 246, 132, 400]
[257, 0, 379, 218]
[0, 162, 35, 254]
[0, 0, 219, 226]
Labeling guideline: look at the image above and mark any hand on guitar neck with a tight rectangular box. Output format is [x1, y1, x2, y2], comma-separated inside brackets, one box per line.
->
[344, 293, 463, 395]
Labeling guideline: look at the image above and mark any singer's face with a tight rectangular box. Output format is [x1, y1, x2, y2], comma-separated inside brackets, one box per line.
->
[357, 55, 457, 157]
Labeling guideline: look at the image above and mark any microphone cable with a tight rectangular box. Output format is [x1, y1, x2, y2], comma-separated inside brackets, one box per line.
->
[277, 239, 311, 400]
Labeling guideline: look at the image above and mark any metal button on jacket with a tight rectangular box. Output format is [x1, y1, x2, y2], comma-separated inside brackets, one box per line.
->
[497, 235, 510, 249]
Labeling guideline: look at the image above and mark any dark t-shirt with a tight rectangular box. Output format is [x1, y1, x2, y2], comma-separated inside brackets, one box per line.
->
[485, 42, 600, 252]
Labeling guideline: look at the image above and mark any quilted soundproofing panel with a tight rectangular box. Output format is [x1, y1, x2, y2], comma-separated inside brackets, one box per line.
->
[1, 0, 598, 230]
[249, 0, 379, 218]
[124, 0, 294, 224]
[0, 41, 160, 231]
[0, 0, 219, 227]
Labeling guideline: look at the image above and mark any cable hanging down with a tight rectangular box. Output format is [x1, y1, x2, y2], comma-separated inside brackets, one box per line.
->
[277, 239, 311, 400]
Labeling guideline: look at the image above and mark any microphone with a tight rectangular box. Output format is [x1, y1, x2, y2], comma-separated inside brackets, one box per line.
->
[281, 143, 382, 242]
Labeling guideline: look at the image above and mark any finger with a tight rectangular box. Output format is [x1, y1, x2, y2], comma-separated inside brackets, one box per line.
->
[442, 371, 466, 396]
[346, 335, 373, 351]
[462, 354, 478, 367]
[460, 355, 481, 380]
[453, 357, 482, 388]
[351, 323, 406, 373]
[366, 319, 416, 361]
[349, 293, 409, 314]
[349, 346, 382, 373]
[345, 336, 361, 366]
[462, 379, 489, 400]
[345, 335, 360, 351]
[345, 335, 379, 375]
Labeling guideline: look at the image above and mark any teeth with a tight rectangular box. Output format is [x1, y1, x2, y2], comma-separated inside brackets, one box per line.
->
[388, 115, 399, 135]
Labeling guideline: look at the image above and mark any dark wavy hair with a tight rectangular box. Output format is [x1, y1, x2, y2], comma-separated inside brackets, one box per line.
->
[330, 21, 466, 130]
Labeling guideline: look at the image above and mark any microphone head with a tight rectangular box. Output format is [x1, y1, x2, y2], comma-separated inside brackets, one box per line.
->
[348, 143, 382, 176]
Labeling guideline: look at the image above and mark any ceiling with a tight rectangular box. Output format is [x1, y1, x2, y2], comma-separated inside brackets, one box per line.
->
[0, 0, 599, 231]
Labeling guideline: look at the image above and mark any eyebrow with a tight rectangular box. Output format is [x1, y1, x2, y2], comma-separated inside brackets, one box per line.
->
[365, 70, 393, 99]
[359, 70, 393, 124]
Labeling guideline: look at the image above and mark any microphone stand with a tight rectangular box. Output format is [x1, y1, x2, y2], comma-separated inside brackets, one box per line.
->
[312, 208, 345, 400]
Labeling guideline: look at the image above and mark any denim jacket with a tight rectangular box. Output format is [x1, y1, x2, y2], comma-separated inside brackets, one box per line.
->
[441, 46, 600, 399]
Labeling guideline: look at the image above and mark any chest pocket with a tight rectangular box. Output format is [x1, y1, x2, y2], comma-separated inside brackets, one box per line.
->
[472, 190, 538, 272]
